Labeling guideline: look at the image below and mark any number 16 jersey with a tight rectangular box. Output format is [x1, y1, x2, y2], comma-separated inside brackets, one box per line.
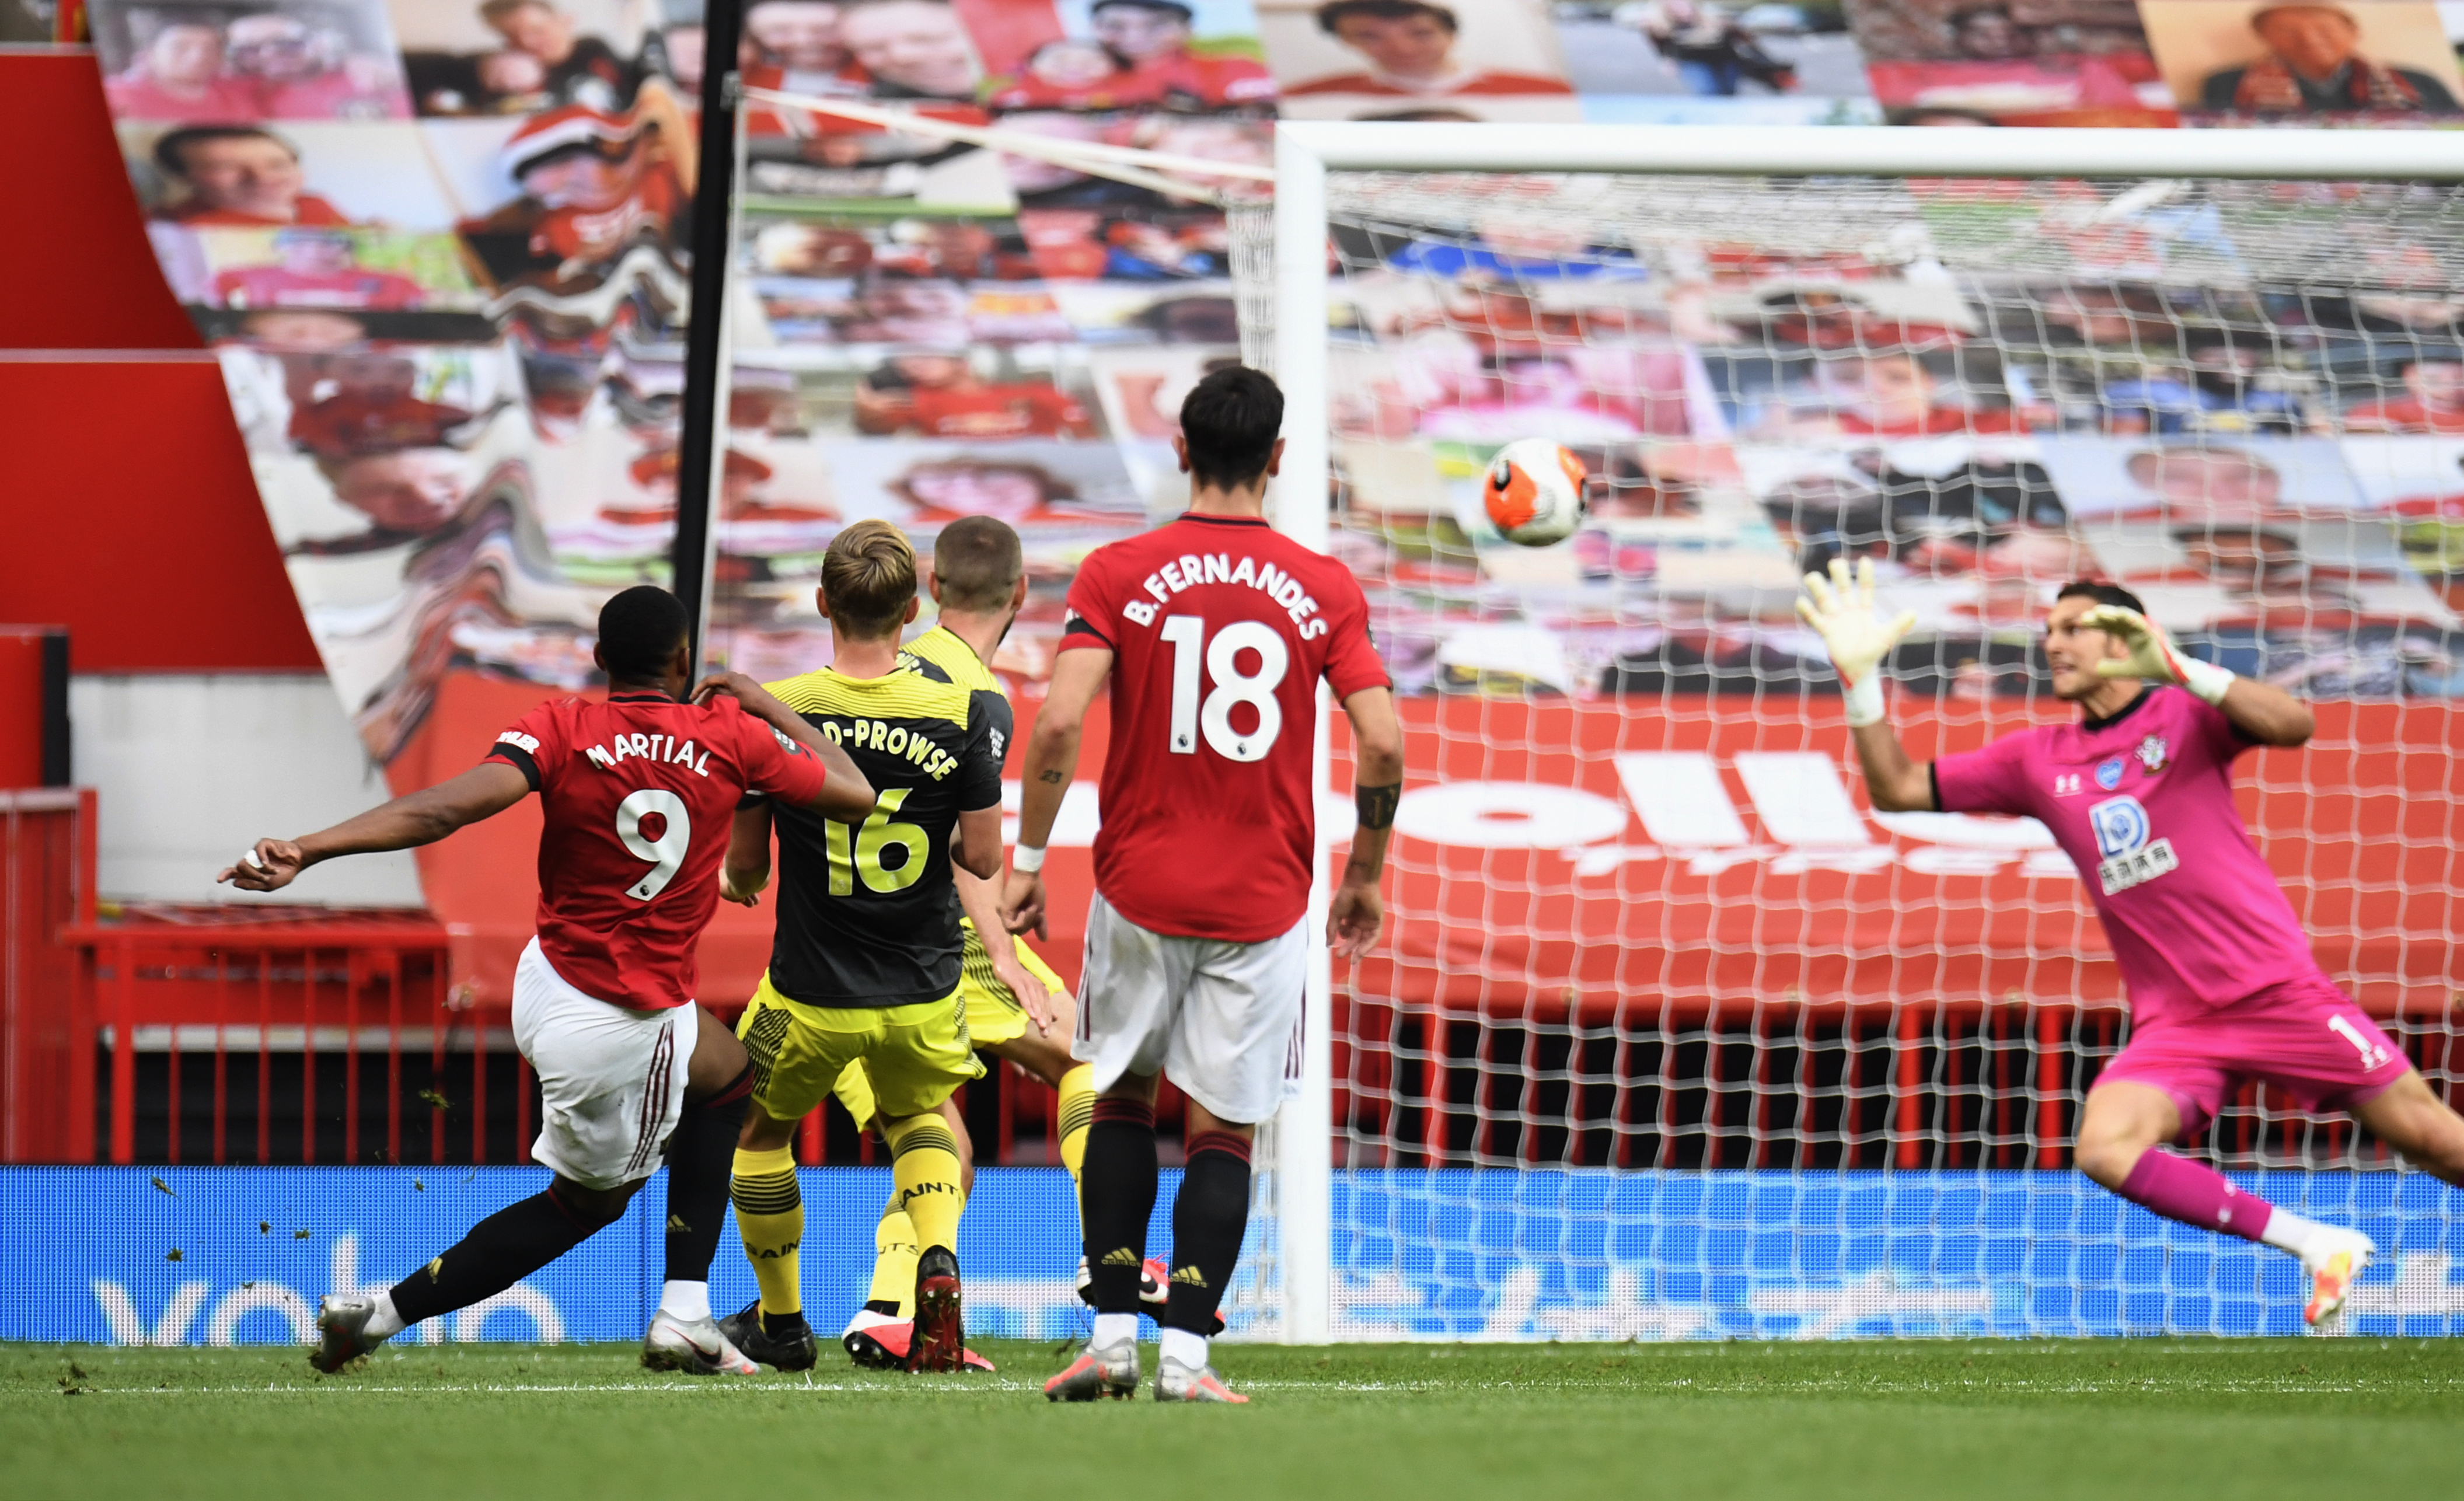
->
[1063, 512, 1389, 943]
[762, 666, 1006, 1008]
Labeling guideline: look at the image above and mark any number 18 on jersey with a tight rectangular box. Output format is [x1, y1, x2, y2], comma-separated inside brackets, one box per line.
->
[1061, 515, 1391, 945]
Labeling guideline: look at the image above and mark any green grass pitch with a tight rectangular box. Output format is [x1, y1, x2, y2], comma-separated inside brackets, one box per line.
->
[5, 1339, 2460, 1499]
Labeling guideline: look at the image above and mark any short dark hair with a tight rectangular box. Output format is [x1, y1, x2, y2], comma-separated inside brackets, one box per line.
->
[1318, 0, 1456, 35]
[597, 585, 687, 683]
[1092, 0, 1193, 17]
[1179, 365, 1283, 492]
[2055, 580, 2148, 616]
[154, 125, 292, 178]
[933, 515, 1025, 613]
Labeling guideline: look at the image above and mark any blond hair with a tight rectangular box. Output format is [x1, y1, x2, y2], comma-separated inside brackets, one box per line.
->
[823, 518, 919, 639]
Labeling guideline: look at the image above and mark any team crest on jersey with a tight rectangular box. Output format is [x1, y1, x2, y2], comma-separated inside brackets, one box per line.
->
[2095, 756, 2126, 790]
[2137, 735, 2169, 774]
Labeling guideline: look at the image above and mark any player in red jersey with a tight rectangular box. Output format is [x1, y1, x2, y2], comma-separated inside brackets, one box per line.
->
[1004, 367, 1404, 1401]
[218, 587, 874, 1373]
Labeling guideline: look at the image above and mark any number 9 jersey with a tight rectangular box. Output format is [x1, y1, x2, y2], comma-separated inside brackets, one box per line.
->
[1062, 512, 1390, 943]
[483, 690, 833, 1011]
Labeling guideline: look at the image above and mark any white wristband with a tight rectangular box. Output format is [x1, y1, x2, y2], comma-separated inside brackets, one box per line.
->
[2177, 656, 2235, 708]
[1010, 843, 1046, 874]
[1842, 672, 1885, 728]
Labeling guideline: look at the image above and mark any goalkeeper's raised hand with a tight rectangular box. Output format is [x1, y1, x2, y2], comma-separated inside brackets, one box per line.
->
[2077, 604, 2234, 706]
[1795, 557, 1915, 727]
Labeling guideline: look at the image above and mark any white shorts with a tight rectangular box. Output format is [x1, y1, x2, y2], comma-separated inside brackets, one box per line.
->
[510, 938, 697, 1190]
[1074, 892, 1306, 1126]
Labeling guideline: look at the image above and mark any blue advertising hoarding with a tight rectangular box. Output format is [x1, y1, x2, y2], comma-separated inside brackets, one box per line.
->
[4, 1167, 2458, 1346]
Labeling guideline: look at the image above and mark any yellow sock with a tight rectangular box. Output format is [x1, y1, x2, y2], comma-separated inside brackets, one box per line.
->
[868, 1198, 920, 1317]
[1056, 1063, 1095, 1240]
[731, 1144, 802, 1318]
[884, 1112, 966, 1258]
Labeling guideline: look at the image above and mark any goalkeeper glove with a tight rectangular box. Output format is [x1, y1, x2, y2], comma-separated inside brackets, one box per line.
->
[2078, 604, 2235, 707]
[1795, 557, 1915, 727]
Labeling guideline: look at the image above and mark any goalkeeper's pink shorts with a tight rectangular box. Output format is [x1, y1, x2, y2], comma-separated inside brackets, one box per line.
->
[2092, 974, 2410, 1139]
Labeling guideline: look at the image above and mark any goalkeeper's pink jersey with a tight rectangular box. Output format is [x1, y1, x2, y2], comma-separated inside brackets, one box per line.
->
[1931, 685, 2325, 1025]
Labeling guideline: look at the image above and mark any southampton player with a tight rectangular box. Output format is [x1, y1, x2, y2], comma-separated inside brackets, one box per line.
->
[1004, 367, 1404, 1401]
[218, 587, 874, 1372]
[826, 515, 1144, 1370]
[1801, 561, 2464, 1328]
[717, 521, 1007, 1374]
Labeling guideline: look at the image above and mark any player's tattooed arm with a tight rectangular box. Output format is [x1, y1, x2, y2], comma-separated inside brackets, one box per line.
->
[723, 802, 773, 906]
[1331, 687, 1405, 960]
[694, 671, 874, 819]
[217, 762, 532, 892]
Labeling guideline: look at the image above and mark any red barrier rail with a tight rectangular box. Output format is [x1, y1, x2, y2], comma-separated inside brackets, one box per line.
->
[58, 906, 491, 1167]
[45, 903, 1073, 1168]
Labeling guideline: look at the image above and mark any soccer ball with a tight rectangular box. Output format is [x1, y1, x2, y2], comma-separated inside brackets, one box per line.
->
[1482, 439, 1588, 547]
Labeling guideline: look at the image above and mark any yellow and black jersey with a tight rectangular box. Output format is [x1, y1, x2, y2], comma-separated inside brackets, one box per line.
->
[761, 666, 1004, 1009]
[899, 626, 1013, 762]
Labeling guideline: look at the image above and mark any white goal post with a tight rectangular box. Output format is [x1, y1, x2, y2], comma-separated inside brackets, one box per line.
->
[1258, 124, 2464, 1346]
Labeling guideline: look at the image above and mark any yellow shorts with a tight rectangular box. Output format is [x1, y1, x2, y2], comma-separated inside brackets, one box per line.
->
[831, 923, 1067, 1125]
[737, 972, 983, 1126]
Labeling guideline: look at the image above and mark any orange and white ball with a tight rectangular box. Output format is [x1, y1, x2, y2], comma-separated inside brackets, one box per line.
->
[1482, 439, 1587, 547]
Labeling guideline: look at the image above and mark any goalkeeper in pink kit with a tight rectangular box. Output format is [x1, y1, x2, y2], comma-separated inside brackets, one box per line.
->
[1801, 561, 2464, 1329]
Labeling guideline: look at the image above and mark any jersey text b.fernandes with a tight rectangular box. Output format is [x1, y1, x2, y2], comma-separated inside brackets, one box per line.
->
[1063, 515, 1388, 947]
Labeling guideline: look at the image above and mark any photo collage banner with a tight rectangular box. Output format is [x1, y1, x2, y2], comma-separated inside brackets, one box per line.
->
[86, 0, 2464, 767]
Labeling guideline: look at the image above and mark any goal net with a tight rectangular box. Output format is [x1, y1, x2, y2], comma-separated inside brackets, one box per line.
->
[1233, 125, 2464, 1342]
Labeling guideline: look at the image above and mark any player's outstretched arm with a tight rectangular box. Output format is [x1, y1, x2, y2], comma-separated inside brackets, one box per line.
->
[953, 863, 1052, 1032]
[1001, 645, 1112, 940]
[1331, 686, 1404, 961]
[1796, 558, 1932, 812]
[723, 803, 773, 907]
[2079, 605, 2315, 747]
[693, 670, 877, 820]
[216, 761, 532, 893]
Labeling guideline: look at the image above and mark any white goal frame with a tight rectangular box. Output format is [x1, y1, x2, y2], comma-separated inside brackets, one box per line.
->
[1264, 121, 2464, 1345]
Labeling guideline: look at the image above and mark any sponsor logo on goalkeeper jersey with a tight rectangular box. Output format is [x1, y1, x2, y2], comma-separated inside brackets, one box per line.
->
[2089, 794, 2177, 895]
[2095, 756, 2126, 790]
[2053, 773, 2081, 798]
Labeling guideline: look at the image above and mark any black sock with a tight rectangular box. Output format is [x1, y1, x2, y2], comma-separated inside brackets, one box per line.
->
[663, 1064, 752, 1285]
[389, 1182, 623, 1328]
[1081, 1097, 1158, 1315]
[762, 1308, 808, 1336]
[1164, 1130, 1252, 1336]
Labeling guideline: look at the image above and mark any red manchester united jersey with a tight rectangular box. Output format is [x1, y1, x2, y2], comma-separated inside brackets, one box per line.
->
[1062, 513, 1388, 943]
[484, 692, 831, 1010]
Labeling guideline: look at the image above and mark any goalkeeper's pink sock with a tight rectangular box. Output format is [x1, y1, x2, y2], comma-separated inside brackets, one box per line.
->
[2114, 1150, 2273, 1242]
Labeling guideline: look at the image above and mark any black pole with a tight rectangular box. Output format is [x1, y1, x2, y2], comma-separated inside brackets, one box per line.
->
[671, 0, 748, 669]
